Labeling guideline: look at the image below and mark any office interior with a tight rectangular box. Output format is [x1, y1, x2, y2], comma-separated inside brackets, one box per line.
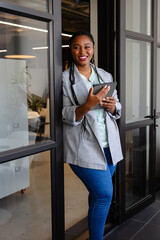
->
[0, 0, 160, 239]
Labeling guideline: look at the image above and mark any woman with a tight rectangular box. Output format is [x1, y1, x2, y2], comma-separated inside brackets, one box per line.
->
[62, 31, 123, 240]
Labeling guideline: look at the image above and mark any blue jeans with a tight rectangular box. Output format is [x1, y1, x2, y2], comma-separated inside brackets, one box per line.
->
[70, 148, 116, 240]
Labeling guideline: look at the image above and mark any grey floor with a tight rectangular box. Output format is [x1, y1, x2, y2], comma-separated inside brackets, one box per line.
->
[103, 191, 160, 240]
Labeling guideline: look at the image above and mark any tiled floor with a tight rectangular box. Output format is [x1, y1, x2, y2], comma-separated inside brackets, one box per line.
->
[104, 191, 160, 240]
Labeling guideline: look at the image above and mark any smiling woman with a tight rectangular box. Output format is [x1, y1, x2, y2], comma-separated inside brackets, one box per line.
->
[62, 31, 123, 240]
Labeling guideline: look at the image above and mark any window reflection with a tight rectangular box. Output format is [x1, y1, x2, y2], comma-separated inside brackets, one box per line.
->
[125, 127, 150, 209]
[158, 0, 160, 42]
[126, 39, 151, 123]
[3, 0, 49, 12]
[126, 0, 151, 35]
[156, 48, 160, 180]
[62, 1, 90, 238]
[62, 0, 90, 71]
[0, 13, 50, 153]
[0, 151, 51, 239]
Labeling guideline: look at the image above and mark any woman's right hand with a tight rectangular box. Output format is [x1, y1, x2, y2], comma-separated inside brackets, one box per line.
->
[85, 85, 111, 109]
[75, 85, 110, 121]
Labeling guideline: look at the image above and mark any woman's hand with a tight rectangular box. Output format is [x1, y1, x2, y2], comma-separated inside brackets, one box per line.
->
[75, 85, 110, 121]
[99, 97, 116, 114]
[85, 85, 111, 109]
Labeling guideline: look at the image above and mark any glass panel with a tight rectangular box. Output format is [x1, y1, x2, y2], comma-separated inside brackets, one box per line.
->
[62, 2, 90, 238]
[125, 127, 150, 209]
[62, 0, 90, 70]
[64, 164, 88, 237]
[126, 0, 151, 35]
[3, 0, 49, 12]
[0, 13, 50, 152]
[156, 48, 160, 180]
[126, 39, 151, 123]
[158, 0, 160, 42]
[0, 151, 51, 239]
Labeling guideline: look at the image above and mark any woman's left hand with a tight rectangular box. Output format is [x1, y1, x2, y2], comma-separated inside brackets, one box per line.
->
[100, 97, 116, 114]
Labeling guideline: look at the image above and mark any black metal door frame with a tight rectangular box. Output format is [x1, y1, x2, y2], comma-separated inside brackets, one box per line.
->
[116, 0, 157, 223]
[0, 1, 64, 239]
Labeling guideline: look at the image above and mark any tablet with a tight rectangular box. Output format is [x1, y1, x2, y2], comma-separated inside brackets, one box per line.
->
[93, 82, 117, 97]
[92, 82, 117, 109]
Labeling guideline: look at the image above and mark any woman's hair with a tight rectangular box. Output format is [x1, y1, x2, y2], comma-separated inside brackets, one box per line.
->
[69, 30, 95, 48]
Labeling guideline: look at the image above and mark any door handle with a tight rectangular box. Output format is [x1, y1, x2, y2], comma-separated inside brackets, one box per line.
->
[144, 110, 160, 130]
[144, 111, 160, 119]
[144, 115, 154, 119]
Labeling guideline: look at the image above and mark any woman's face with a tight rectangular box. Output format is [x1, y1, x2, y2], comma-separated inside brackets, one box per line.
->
[71, 35, 94, 68]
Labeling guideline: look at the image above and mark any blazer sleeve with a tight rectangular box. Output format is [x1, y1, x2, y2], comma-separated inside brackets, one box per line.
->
[62, 72, 84, 126]
[102, 71, 122, 120]
[107, 88, 122, 120]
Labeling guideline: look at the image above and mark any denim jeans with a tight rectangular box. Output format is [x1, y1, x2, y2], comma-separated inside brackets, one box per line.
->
[70, 147, 116, 240]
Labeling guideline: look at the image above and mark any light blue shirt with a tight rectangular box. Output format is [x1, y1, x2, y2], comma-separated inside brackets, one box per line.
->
[79, 66, 108, 148]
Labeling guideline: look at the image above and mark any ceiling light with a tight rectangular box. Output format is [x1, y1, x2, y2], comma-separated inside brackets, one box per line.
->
[5, 36, 36, 59]
[62, 33, 72, 37]
[0, 21, 48, 32]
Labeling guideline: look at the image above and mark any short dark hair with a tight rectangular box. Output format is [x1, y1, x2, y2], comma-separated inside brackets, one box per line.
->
[69, 31, 95, 47]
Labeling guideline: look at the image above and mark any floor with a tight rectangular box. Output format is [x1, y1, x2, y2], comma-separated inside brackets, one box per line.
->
[75, 191, 160, 240]
[64, 163, 88, 230]
[103, 191, 160, 240]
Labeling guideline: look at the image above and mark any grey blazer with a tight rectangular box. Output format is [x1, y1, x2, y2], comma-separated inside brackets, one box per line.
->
[62, 64, 123, 170]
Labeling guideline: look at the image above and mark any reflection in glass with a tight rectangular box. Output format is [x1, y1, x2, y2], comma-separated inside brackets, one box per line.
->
[126, 39, 151, 123]
[62, 2, 90, 237]
[3, 0, 49, 12]
[158, 0, 160, 42]
[0, 13, 50, 153]
[0, 151, 51, 239]
[62, 0, 90, 71]
[156, 48, 160, 179]
[64, 164, 88, 232]
[126, 0, 151, 35]
[125, 127, 150, 209]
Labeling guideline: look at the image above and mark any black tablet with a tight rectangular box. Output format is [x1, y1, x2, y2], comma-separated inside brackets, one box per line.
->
[92, 82, 117, 109]
[93, 82, 117, 98]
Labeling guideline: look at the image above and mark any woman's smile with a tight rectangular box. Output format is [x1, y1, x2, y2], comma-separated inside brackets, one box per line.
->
[79, 55, 88, 61]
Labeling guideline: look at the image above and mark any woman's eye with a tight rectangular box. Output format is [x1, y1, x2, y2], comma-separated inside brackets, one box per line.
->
[85, 46, 90, 49]
[73, 46, 79, 50]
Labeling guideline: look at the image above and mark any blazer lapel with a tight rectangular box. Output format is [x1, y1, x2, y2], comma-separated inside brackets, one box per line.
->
[72, 65, 89, 105]
[72, 64, 104, 151]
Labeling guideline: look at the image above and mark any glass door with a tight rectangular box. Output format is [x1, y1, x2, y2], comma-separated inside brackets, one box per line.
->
[117, 0, 157, 222]
[156, 0, 160, 190]
[0, 1, 64, 239]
